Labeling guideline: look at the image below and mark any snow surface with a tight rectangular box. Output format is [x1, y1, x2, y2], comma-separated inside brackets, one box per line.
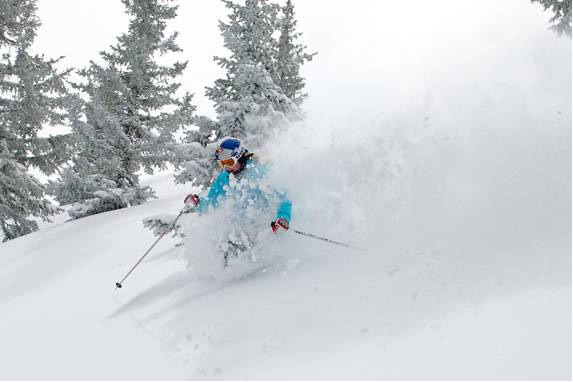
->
[0, 106, 570, 379]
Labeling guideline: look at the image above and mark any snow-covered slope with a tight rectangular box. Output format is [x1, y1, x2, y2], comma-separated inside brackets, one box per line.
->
[1, 1, 571, 377]
[0, 100, 570, 379]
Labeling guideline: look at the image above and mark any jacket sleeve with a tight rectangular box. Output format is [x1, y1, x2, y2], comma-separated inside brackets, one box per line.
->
[275, 190, 292, 223]
[198, 170, 229, 214]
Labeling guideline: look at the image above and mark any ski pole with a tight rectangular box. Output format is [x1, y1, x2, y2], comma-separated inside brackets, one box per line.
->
[292, 228, 365, 251]
[115, 210, 185, 289]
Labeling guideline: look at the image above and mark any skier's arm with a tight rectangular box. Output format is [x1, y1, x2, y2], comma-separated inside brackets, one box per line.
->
[270, 189, 292, 235]
[276, 191, 292, 223]
[197, 170, 230, 214]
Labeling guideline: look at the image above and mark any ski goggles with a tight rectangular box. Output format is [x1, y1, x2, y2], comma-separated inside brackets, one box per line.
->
[218, 157, 237, 168]
[215, 147, 239, 168]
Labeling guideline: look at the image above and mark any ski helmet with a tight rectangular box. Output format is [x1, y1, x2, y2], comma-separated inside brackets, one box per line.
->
[215, 137, 247, 168]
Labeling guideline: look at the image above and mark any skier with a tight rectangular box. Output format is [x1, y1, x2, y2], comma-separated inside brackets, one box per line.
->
[183, 137, 291, 264]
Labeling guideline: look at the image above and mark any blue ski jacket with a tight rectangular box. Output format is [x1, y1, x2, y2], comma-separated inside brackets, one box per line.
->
[197, 158, 292, 224]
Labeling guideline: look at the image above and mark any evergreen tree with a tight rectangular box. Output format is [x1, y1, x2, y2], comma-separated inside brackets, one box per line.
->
[532, 0, 572, 37]
[173, 0, 291, 187]
[175, 0, 315, 187]
[215, 0, 279, 84]
[50, 0, 195, 219]
[0, 0, 70, 241]
[172, 125, 218, 187]
[275, 0, 315, 106]
[205, 0, 299, 144]
[0, 142, 59, 242]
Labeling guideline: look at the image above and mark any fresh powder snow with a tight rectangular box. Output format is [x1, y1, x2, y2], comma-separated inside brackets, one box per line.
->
[0, 105, 570, 378]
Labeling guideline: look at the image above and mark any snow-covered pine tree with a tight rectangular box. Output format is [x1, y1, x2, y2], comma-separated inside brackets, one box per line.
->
[275, 0, 316, 106]
[205, 0, 300, 147]
[50, 0, 195, 219]
[174, 0, 316, 187]
[0, 0, 70, 241]
[173, 0, 297, 187]
[170, 114, 218, 187]
[0, 142, 59, 242]
[531, 0, 572, 37]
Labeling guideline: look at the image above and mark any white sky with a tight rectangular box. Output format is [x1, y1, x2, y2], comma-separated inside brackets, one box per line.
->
[34, 0, 571, 125]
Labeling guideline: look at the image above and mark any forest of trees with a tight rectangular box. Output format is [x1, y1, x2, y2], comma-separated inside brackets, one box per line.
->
[0, 0, 569, 242]
[0, 0, 314, 242]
